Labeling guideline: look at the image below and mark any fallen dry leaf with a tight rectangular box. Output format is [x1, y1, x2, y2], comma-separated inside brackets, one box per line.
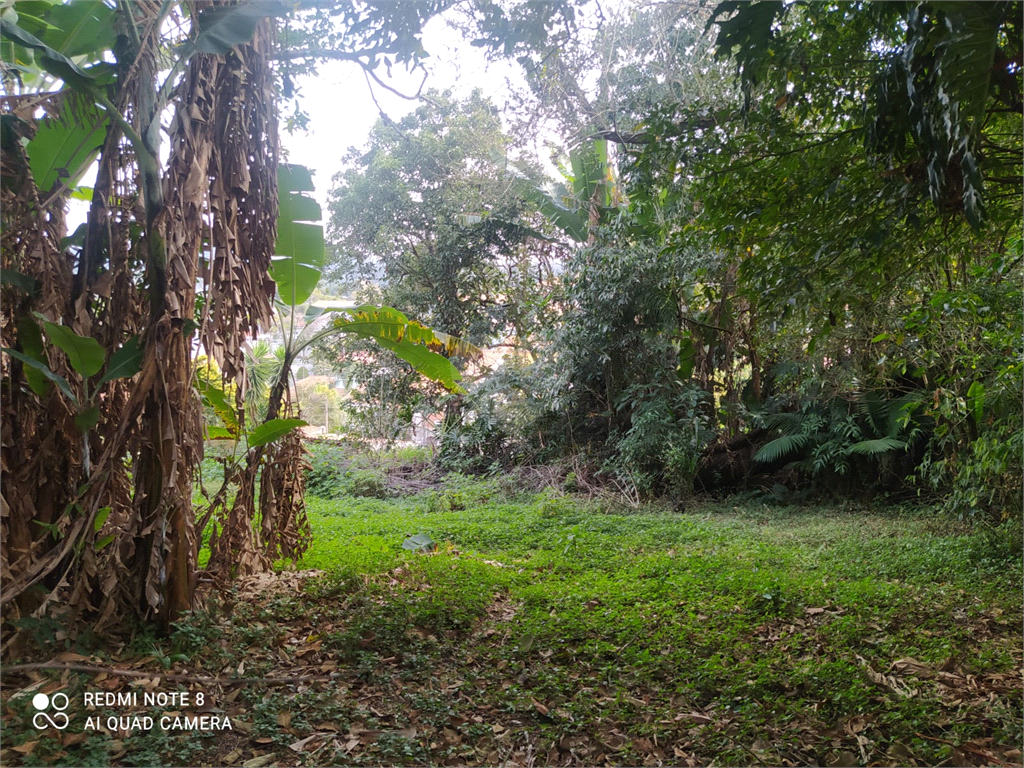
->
[12, 741, 37, 755]
[289, 733, 326, 752]
[62, 732, 87, 747]
[829, 749, 858, 766]
[675, 712, 713, 725]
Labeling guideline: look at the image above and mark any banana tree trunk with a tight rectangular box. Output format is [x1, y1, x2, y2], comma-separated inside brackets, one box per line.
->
[128, 39, 201, 629]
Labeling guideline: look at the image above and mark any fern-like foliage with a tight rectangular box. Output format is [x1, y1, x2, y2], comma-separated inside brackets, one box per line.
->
[760, 412, 805, 432]
[753, 389, 924, 477]
[846, 437, 907, 455]
[754, 433, 810, 464]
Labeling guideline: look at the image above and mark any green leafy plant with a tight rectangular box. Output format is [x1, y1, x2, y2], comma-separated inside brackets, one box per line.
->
[604, 380, 716, 502]
[402, 533, 437, 553]
[513, 139, 619, 243]
[753, 388, 925, 493]
[3, 323, 143, 471]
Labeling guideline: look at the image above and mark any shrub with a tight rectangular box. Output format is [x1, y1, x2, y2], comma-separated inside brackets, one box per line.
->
[305, 442, 350, 499]
[603, 380, 716, 502]
[750, 384, 929, 497]
[346, 469, 392, 499]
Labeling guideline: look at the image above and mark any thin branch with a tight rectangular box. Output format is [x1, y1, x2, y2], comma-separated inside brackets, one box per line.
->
[701, 130, 858, 180]
[364, 64, 439, 107]
[587, 128, 653, 145]
[681, 315, 732, 333]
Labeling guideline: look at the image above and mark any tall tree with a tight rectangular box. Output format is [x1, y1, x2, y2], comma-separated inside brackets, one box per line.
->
[325, 90, 548, 346]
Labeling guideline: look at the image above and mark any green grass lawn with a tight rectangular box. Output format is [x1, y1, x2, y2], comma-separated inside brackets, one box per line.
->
[3, 455, 1020, 767]
[285, 477, 1021, 766]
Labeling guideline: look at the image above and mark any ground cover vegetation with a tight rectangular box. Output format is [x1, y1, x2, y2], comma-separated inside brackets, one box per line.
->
[1, 447, 1020, 766]
[1, 0, 1021, 766]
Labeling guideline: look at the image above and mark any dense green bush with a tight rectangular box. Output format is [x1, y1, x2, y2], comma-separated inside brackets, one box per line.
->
[749, 385, 929, 497]
[437, 362, 564, 474]
[603, 380, 716, 500]
[304, 442, 351, 499]
[439, 241, 720, 501]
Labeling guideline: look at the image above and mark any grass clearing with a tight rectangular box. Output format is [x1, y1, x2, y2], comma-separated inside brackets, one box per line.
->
[2, 452, 1020, 767]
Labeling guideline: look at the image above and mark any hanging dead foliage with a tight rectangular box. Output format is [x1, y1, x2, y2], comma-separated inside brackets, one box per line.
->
[204, 401, 312, 579]
[201, 26, 279, 384]
[260, 418, 312, 563]
[0, 1, 284, 642]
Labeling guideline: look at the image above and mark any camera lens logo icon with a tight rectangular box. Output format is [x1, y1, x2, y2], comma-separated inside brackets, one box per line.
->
[32, 692, 69, 730]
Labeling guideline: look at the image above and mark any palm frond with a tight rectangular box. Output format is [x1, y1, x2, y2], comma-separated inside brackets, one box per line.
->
[760, 412, 803, 432]
[846, 437, 906, 456]
[754, 433, 809, 463]
[885, 393, 922, 438]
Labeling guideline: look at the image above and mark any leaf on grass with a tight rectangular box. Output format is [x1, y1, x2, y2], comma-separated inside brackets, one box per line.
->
[289, 734, 327, 752]
[402, 533, 436, 552]
[675, 711, 713, 724]
[829, 750, 859, 767]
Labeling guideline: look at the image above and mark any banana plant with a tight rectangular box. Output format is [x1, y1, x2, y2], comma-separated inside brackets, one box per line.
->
[267, 163, 479, 420]
[2, 1, 308, 458]
[510, 139, 619, 243]
[3, 317, 143, 473]
[201, 163, 480, 447]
